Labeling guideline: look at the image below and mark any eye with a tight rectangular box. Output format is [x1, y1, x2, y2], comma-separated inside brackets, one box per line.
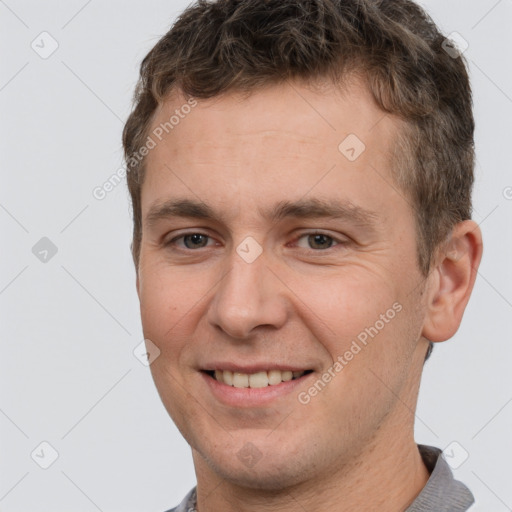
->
[165, 231, 347, 252]
[167, 232, 214, 250]
[294, 232, 345, 250]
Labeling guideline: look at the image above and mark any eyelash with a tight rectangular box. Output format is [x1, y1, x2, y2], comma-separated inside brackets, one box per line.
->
[165, 231, 348, 252]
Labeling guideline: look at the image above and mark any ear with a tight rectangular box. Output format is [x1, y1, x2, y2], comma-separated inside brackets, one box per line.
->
[422, 220, 483, 343]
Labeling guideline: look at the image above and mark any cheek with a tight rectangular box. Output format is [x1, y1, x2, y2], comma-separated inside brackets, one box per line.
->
[138, 261, 203, 328]
[138, 268, 202, 427]
[288, 268, 399, 355]
[138, 267, 191, 361]
[290, 267, 417, 411]
[138, 262, 221, 385]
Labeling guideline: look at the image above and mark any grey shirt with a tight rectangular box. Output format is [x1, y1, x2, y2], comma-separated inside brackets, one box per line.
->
[164, 444, 474, 512]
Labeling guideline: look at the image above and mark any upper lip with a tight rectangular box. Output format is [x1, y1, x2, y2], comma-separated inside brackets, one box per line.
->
[201, 363, 313, 373]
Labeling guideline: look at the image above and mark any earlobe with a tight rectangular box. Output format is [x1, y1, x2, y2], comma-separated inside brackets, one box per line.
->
[422, 220, 483, 343]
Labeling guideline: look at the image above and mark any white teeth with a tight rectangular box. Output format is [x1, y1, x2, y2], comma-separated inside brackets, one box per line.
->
[281, 370, 293, 382]
[213, 369, 307, 388]
[232, 372, 249, 388]
[248, 371, 269, 388]
[223, 370, 233, 386]
[268, 370, 283, 386]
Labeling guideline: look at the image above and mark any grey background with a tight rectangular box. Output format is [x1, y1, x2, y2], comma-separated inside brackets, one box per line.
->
[0, 1, 511, 510]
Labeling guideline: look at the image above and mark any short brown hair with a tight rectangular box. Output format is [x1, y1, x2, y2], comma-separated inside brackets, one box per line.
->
[123, 0, 476, 360]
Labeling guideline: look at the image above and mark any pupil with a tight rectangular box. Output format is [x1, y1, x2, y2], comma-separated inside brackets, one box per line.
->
[185, 234, 207, 248]
[310, 234, 331, 249]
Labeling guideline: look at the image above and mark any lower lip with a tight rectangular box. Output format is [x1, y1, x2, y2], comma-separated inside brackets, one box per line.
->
[201, 372, 313, 407]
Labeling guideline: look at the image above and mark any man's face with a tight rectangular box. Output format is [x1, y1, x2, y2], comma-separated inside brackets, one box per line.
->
[137, 80, 431, 488]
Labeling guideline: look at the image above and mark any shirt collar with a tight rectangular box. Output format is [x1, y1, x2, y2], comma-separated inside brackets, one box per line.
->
[405, 444, 474, 511]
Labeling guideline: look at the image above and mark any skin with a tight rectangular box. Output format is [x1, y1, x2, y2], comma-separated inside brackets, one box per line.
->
[136, 79, 483, 512]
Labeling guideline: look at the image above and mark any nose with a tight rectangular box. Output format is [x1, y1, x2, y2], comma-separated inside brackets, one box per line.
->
[207, 246, 288, 340]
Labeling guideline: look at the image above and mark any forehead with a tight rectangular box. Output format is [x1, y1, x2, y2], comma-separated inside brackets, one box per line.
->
[141, 79, 406, 225]
[149, 78, 398, 150]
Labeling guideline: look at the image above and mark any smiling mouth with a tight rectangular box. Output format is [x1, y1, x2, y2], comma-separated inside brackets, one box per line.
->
[204, 369, 313, 388]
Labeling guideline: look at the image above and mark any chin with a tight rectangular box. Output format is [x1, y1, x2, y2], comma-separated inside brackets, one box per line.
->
[196, 441, 319, 491]
[213, 462, 307, 490]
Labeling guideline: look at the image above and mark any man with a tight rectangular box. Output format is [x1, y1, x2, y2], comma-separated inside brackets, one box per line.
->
[122, 0, 483, 510]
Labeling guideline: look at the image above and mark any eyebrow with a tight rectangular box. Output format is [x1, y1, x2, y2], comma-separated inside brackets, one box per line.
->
[145, 197, 379, 230]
